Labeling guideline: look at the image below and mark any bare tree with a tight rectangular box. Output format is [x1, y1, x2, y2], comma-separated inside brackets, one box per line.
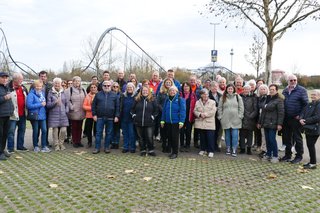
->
[205, 0, 320, 84]
[245, 34, 265, 78]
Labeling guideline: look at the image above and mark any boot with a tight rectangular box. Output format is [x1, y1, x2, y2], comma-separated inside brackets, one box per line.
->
[240, 148, 246, 154]
[247, 147, 252, 155]
[87, 142, 92, 148]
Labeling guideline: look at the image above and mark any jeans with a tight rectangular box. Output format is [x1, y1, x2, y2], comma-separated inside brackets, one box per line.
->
[7, 116, 27, 150]
[306, 134, 319, 164]
[136, 126, 154, 152]
[121, 121, 136, 151]
[31, 120, 47, 148]
[264, 128, 278, 158]
[282, 117, 304, 158]
[224, 128, 239, 150]
[95, 118, 113, 149]
[0, 116, 10, 154]
[200, 129, 215, 153]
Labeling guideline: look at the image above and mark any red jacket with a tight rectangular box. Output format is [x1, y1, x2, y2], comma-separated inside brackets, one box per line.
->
[148, 80, 161, 95]
[180, 91, 197, 123]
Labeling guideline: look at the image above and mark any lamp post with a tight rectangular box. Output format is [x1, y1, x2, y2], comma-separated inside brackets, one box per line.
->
[210, 23, 219, 80]
[230, 48, 234, 71]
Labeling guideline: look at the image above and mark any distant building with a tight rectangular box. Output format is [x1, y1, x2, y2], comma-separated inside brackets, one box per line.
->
[272, 69, 286, 85]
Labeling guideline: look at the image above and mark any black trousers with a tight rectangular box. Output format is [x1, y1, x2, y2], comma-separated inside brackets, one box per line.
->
[84, 118, 96, 144]
[239, 129, 253, 149]
[136, 126, 154, 152]
[282, 117, 304, 158]
[305, 134, 319, 164]
[0, 116, 10, 154]
[179, 120, 193, 147]
[165, 123, 180, 155]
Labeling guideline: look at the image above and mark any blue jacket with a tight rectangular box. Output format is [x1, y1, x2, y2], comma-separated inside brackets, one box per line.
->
[26, 88, 46, 120]
[161, 94, 186, 124]
[120, 92, 136, 122]
[91, 91, 120, 119]
[282, 85, 308, 118]
[156, 79, 181, 95]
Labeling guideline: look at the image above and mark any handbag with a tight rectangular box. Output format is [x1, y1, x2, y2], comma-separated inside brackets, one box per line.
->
[303, 123, 319, 135]
[27, 112, 38, 121]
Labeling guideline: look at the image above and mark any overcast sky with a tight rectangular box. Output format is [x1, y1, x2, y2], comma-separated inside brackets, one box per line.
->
[1, 0, 319, 76]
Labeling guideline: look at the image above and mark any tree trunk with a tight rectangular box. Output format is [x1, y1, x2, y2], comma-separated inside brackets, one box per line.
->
[265, 35, 274, 85]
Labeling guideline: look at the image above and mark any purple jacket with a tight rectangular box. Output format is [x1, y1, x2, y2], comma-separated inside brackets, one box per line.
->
[46, 88, 69, 128]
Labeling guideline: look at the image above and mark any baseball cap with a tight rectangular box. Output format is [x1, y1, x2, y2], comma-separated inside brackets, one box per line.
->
[0, 72, 9, 77]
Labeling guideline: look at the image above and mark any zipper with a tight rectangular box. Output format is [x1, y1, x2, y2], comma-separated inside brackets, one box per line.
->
[169, 99, 172, 123]
[142, 99, 146, 126]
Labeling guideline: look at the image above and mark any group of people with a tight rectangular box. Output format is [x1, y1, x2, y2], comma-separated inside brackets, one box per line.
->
[0, 69, 319, 169]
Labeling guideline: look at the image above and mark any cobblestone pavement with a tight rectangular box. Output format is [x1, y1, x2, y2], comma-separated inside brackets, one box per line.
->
[0, 129, 319, 212]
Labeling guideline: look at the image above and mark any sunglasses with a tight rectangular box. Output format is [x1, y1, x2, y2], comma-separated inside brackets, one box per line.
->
[289, 79, 297, 82]
[113, 86, 119, 88]
[103, 85, 111, 87]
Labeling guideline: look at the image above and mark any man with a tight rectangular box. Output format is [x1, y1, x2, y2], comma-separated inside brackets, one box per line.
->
[280, 74, 308, 164]
[156, 69, 181, 95]
[86, 75, 99, 93]
[0, 72, 14, 160]
[217, 77, 226, 94]
[98, 70, 111, 91]
[234, 75, 244, 94]
[148, 71, 161, 95]
[91, 80, 120, 154]
[7, 73, 28, 153]
[116, 70, 127, 93]
[203, 79, 211, 90]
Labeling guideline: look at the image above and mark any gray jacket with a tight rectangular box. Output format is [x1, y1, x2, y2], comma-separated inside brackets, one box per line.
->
[218, 94, 244, 129]
[46, 88, 69, 128]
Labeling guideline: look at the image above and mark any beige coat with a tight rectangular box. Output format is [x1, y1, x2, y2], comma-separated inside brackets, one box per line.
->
[64, 86, 86, 120]
[194, 99, 216, 130]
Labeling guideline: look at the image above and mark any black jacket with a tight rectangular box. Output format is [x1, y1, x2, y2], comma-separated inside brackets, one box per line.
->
[259, 94, 284, 129]
[300, 100, 320, 135]
[0, 84, 14, 117]
[131, 96, 158, 127]
[241, 93, 258, 130]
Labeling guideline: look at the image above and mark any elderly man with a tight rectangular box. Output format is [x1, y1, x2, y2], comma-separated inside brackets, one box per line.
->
[0, 72, 14, 160]
[280, 74, 308, 164]
[92, 80, 120, 154]
[148, 71, 161, 94]
[7, 73, 29, 153]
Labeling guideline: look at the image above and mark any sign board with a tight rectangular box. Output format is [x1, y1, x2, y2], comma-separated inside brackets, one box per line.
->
[211, 50, 217, 62]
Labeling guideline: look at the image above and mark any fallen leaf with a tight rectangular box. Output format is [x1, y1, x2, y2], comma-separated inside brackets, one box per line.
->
[297, 168, 309, 173]
[125, 170, 135, 174]
[249, 158, 257, 161]
[267, 173, 277, 179]
[143, 177, 152, 181]
[49, 184, 58, 188]
[106, 175, 116, 179]
[15, 156, 23, 159]
[301, 185, 314, 190]
[85, 157, 94, 160]
[0, 170, 3, 174]
[188, 158, 196, 161]
[144, 163, 150, 166]
[74, 151, 87, 155]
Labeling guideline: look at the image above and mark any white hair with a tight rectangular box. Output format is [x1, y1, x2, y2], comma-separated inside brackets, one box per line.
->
[53, 77, 62, 84]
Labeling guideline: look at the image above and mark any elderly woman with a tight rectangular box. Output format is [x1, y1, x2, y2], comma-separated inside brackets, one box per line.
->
[64, 76, 86, 148]
[299, 89, 320, 169]
[258, 84, 284, 163]
[218, 84, 244, 157]
[27, 80, 50, 153]
[194, 89, 216, 158]
[161, 86, 186, 159]
[157, 78, 174, 153]
[131, 85, 158, 156]
[209, 81, 222, 152]
[239, 84, 258, 155]
[47, 78, 69, 151]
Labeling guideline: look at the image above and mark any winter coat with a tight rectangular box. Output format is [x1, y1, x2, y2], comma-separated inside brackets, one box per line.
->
[217, 93, 244, 129]
[156, 79, 181, 95]
[64, 86, 86, 120]
[241, 93, 258, 130]
[120, 92, 137, 123]
[258, 94, 284, 129]
[180, 91, 197, 123]
[26, 89, 46, 121]
[8, 81, 28, 120]
[0, 84, 14, 117]
[161, 94, 186, 124]
[83, 93, 96, 118]
[91, 91, 120, 119]
[157, 92, 168, 112]
[194, 99, 216, 130]
[209, 90, 222, 118]
[131, 96, 158, 127]
[148, 80, 161, 95]
[46, 88, 69, 128]
[300, 100, 320, 135]
[282, 85, 308, 118]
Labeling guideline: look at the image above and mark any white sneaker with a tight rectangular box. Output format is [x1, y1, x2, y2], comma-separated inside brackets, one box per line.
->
[34, 146, 40, 153]
[155, 135, 161, 141]
[291, 146, 296, 153]
[199, 151, 205, 156]
[270, 157, 279, 163]
[278, 145, 286, 152]
[208, 152, 214, 158]
[41, 146, 51, 153]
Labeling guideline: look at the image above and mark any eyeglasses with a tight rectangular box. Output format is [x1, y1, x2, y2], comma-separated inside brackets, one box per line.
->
[113, 86, 119, 88]
[290, 79, 297, 82]
[68, 83, 72, 85]
[103, 85, 111, 87]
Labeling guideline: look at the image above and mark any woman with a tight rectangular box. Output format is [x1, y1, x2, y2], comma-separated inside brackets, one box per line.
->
[258, 84, 284, 163]
[26, 80, 50, 153]
[111, 82, 121, 149]
[217, 84, 244, 157]
[299, 89, 320, 169]
[157, 78, 174, 153]
[131, 85, 158, 156]
[239, 84, 258, 155]
[120, 82, 137, 153]
[256, 84, 269, 157]
[64, 76, 86, 148]
[209, 81, 222, 152]
[46, 78, 69, 151]
[161, 86, 186, 159]
[194, 89, 216, 158]
[83, 83, 98, 148]
[179, 82, 196, 152]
